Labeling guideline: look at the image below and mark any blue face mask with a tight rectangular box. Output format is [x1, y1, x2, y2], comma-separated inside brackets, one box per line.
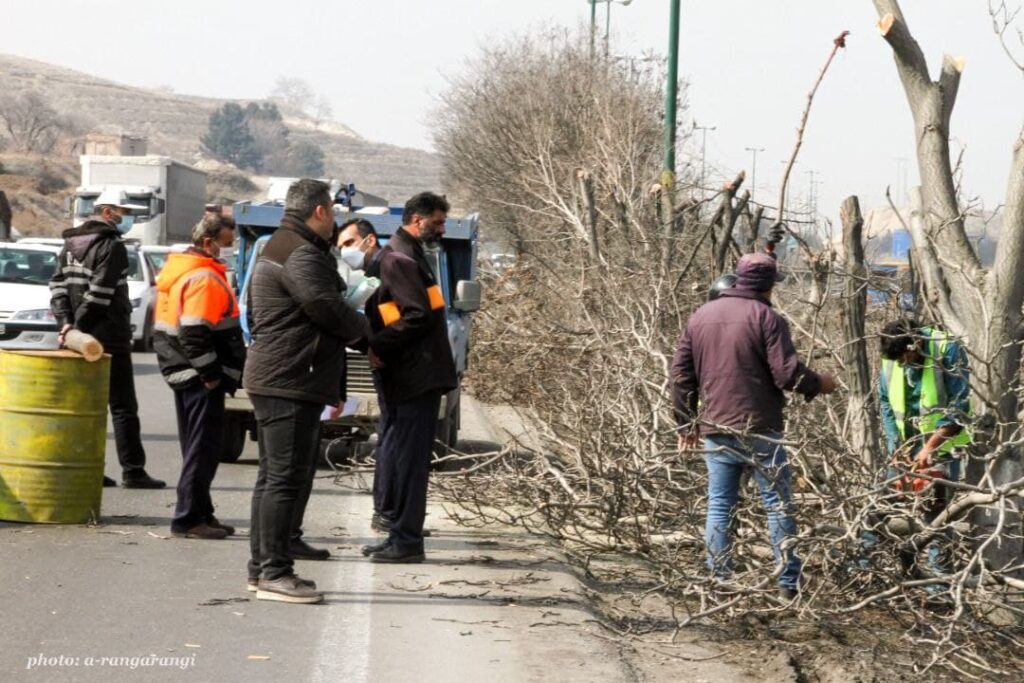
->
[115, 215, 135, 235]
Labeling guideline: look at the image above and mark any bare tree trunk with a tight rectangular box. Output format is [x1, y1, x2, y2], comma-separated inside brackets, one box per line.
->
[875, 0, 1024, 573]
[840, 196, 881, 469]
[577, 170, 601, 263]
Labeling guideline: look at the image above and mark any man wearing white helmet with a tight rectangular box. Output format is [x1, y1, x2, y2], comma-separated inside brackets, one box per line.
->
[50, 189, 166, 489]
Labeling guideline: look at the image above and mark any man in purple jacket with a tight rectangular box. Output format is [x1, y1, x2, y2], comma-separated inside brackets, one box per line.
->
[671, 253, 836, 599]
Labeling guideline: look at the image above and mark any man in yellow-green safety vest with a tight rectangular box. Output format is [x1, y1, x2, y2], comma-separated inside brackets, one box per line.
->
[861, 320, 971, 579]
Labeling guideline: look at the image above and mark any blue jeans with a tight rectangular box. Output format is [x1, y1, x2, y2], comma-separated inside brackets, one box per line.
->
[704, 433, 801, 590]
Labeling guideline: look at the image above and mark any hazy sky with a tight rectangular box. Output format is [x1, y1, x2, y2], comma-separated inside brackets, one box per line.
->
[5, 1, 1023, 226]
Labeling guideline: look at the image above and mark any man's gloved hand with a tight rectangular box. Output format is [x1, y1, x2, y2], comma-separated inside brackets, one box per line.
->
[768, 222, 786, 244]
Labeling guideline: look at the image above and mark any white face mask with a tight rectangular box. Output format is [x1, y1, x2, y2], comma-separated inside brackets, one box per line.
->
[339, 246, 365, 270]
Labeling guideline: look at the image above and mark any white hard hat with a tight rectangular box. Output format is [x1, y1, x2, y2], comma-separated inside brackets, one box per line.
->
[94, 188, 148, 211]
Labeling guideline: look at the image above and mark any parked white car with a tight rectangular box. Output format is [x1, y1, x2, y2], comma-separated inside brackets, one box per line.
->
[0, 243, 62, 350]
[124, 243, 158, 351]
[17, 237, 157, 351]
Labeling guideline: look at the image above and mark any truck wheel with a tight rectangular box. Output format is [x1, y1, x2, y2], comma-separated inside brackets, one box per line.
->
[221, 412, 247, 463]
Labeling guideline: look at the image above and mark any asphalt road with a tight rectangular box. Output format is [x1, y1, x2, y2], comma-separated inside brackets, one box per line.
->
[0, 353, 638, 683]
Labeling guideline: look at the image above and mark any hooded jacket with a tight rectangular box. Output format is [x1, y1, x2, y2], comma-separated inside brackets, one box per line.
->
[242, 213, 369, 406]
[49, 220, 132, 353]
[153, 249, 246, 393]
[671, 288, 822, 435]
[367, 227, 457, 404]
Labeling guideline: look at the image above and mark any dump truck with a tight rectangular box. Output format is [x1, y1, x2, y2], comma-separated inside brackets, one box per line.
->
[70, 155, 207, 245]
[220, 194, 482, 465]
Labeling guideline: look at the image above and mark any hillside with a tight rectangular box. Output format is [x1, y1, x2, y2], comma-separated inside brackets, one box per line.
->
[0, 53, 441, 234]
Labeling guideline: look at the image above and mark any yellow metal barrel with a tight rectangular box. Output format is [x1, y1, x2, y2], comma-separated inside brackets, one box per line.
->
[0, 350, 110, 523]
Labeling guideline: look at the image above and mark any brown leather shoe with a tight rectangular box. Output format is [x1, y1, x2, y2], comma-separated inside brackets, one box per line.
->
[256, 575, 323, 604]
[172, 523, 228, 540]
[208, 515, 236, 536]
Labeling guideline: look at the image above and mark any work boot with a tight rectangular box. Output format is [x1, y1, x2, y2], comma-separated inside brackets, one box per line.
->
[256, 575, 323, 604]
[361, 540, 390, 557]
[102, 476, 117, 488]
[290, 537, 331, 561]
[122, 471, 166, 489]
[369, 543, 425, 564]
[207, 515, 235, 536]
[172, 523, 228, 540]
[248, 575, 316, 592]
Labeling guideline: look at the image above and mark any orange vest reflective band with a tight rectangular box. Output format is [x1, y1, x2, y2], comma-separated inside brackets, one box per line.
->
[427, 285, 445, 311]
[377, 285, 446, 327]
[378, 301, 401, 327]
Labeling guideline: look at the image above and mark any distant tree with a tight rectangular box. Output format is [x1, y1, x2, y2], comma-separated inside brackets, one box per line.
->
[202, 103, 259, 169]
[312, 96, 334, 128]
[0, 90, 69, 153]
[244, 102, 289, 173]
[287, 140, 326, 176]
[269, 77, 316, 114]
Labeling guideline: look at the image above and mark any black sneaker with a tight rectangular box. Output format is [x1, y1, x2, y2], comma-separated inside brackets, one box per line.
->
[256, 575, 323, 604]
[290, 537, 331, 561]
[369, 543, 425, 564]
[103, 476, 117, 488]
[208, 516, 236, 536]
[122, 471, 166, 489]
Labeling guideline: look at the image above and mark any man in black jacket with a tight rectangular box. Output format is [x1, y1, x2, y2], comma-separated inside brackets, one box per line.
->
[362, 192, 457, 563]
[243, 179, 368, 604]
[49, 189, 165, 489]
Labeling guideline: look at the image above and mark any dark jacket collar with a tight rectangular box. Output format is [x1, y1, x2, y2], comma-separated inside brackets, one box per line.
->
[392, 226, 425, 259]
[719, 288, 773, 307]
[62, 219, 119, 240]
[280, 211, 331, 253]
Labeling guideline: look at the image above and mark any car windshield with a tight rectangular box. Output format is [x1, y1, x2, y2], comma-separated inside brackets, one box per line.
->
[125, 251, 145, 282]
[147, 251, 169, 274]
[0, 247, 58, 284]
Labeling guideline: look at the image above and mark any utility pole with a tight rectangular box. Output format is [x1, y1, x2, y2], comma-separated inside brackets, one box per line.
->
[745, 146, 765, 203]
[663, 0, 680, 177]
[661, 0, 681, 269]
[590, 0, 597, 59]
[694, 123, 716, 192]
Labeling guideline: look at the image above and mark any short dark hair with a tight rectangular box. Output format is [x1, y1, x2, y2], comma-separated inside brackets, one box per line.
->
[402, 192, 450, 225]
[339, 218, 377, 239]
[285, 178, 332, 219]
[880, 319, 920, 360]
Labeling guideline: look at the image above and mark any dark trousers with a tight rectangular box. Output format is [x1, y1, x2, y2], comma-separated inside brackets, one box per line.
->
[371, 371, 395, 519]
[291, 445, 318, 541]
[172, 384, 225, 531]
[109, 351, 146, 476]
[381, 390, 441, 548]
[248, 394, 321, 580]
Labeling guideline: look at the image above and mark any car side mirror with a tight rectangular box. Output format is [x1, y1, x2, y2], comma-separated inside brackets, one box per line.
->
[153, 198, 167, 216]
[453, 280, 481, 313]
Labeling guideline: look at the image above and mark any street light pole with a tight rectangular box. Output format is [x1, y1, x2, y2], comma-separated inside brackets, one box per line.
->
[745, 146, 765, 203]
[663, 0, 681, 178]
[694, 124, 716, 191]
[590, 0, 597, 58]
